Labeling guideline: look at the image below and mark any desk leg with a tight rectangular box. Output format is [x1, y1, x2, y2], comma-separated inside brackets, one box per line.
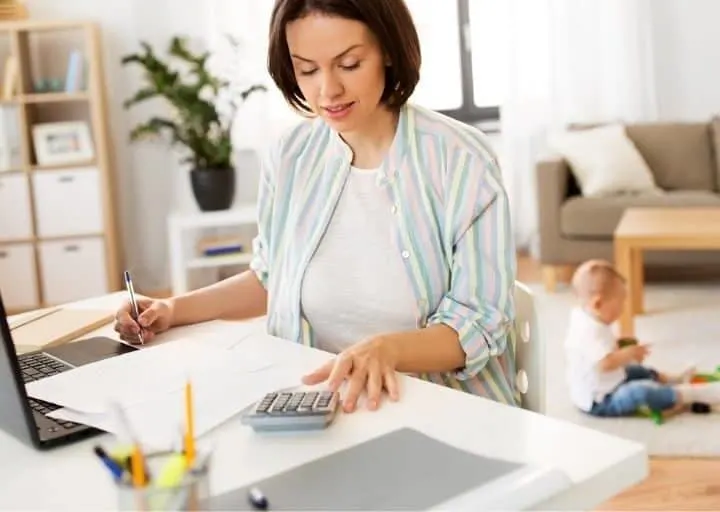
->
[615, 241, 634, 337]
[631, 249, 644, 315]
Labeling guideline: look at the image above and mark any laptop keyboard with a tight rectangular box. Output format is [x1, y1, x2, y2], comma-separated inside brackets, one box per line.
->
[19, 352, 69, 383]
[19, 353, 79, 430]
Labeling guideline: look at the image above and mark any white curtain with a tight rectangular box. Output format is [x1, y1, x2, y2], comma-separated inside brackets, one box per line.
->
[498, 0, 658, 252]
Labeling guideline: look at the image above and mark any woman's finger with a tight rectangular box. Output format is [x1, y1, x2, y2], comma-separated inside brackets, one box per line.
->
[327, 356, 353, 392]
[302, 359, 334, 385]
[366, 361, 382, 411]
[343, 366, 368, 413]
[383, 367, 400, 401]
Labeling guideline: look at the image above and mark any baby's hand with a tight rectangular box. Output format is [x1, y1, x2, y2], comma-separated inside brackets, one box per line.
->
[623, 344, 650, 363]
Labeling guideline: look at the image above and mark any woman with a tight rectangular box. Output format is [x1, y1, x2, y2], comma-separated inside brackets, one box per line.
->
[114, 0, 519, 413]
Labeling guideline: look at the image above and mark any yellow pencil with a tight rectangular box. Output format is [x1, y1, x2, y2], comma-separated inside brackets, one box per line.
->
[184, 379, 195, 466]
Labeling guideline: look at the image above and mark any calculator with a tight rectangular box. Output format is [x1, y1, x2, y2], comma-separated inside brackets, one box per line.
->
[240, 390, 340, 432]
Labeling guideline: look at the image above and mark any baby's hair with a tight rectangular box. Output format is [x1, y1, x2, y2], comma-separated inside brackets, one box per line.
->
[571, 259, 626, 302]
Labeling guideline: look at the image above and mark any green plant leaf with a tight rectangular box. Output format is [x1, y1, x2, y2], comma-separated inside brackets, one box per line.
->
[122, 35, 266, 169]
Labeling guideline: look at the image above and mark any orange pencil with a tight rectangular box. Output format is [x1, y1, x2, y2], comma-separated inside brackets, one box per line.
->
[184, 379, 195, 466]
[130, 445, 145, 487]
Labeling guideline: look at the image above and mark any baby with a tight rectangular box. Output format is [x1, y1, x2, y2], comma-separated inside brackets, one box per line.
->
[564, 258, 720, 419]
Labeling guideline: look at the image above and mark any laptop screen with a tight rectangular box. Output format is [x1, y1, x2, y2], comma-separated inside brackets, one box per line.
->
[0, 291, 40, 447]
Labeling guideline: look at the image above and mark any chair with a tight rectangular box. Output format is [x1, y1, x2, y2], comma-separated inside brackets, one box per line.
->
[513, 281, 545, 414]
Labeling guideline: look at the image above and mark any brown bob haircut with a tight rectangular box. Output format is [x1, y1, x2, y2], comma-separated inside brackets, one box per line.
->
[268, 0, 421, 114]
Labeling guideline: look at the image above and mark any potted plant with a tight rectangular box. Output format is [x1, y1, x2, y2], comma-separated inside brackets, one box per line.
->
[121, 36, 266, 211]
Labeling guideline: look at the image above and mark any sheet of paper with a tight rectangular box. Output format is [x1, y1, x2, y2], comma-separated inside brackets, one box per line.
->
[49, 362, 306, 450]
[26, 339, 273, 413]
[110, 318, 268, 352]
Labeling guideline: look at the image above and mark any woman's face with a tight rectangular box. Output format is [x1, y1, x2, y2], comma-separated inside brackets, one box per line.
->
[286, 13, 388, 132]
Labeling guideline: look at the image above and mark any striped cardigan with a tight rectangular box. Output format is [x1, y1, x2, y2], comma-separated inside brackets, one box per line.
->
[250, 102, 519, 406]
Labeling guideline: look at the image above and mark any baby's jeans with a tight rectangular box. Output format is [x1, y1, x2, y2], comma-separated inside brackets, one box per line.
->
[589, 364, 677, 417]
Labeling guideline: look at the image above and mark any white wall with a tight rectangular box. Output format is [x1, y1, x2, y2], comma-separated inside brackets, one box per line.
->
[652, 0, 720, 120]
[24, 0, 720, 291]
[25, 0, 253, 291]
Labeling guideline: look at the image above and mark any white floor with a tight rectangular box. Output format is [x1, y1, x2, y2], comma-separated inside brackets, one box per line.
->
[532, 282, 720, 457]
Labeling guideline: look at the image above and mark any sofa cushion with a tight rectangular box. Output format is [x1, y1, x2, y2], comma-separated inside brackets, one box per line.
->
[548, 124, 658, 197]
[560, 191, 720, 239]
[625, 123, 716, 191]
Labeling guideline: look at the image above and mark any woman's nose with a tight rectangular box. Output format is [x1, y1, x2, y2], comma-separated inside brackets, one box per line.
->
[320, 72, 344, 100]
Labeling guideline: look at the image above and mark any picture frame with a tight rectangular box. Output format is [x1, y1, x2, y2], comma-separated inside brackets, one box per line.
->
[32, 121, 94, 166]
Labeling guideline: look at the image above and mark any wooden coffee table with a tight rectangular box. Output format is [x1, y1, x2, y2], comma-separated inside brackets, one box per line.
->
[614, 207, 720, 337]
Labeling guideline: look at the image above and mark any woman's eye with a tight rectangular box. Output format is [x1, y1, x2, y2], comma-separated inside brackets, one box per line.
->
[340, 62, 360, 71]
[299, 68, 318, 76]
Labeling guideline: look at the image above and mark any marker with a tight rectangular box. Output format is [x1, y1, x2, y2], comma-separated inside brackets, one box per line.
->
[93, 445, 125, 481]
[248, 487, 268, 510]
[156, 453, 187, 488]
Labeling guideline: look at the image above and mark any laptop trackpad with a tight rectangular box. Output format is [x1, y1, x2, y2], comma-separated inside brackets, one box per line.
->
[43, 336, 137, 367]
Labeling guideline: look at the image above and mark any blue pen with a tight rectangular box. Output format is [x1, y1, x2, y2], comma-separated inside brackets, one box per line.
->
[94, 445, 125, 481]
[123, 270, 145, 345]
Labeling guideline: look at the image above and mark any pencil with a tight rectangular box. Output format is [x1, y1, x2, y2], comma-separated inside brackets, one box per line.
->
[130, 445, 145, 487]
[184, 379, 195, 466]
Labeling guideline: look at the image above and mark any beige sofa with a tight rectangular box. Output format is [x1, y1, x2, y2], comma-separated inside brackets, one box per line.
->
[536, 120, 720, 291]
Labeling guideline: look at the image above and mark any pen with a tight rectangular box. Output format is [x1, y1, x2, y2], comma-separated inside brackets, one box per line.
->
[248, 487, 268, 510]
[93, 445, 125, 481]
[123, 270, 144, 345]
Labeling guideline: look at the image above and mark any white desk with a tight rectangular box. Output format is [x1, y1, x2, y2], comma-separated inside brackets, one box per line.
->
[0, 294, 648, 510]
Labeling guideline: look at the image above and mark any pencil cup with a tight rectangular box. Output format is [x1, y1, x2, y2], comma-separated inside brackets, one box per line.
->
[115, 450, 212, 511]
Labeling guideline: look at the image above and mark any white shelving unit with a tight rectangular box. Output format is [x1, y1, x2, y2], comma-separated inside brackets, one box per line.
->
[0, 20, 121, 314]
[167, 205, 257, 295]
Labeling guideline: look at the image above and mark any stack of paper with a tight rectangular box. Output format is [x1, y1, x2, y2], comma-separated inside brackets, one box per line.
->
[49, 360, 305, 450]
[25, 332, 307, 450]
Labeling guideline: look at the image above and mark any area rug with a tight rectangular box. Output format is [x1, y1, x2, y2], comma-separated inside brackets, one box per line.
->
[531, 281, 720, 457]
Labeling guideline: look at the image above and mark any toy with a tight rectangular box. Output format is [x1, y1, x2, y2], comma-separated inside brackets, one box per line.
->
[636, 406, 663, 425]
[617, 337, 638, 349]
[690, 366, 720, 384]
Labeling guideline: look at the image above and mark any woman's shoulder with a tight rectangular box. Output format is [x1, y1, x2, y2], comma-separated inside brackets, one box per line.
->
[406, 103, 499, 166]
[265, 115, 330, 162]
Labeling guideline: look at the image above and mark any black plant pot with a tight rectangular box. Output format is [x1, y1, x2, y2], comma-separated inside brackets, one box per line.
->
[190, 167, 235, 211]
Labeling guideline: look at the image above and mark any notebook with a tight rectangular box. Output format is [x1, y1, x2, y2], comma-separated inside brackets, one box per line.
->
[10, 308, 114, 353]
[202, 427, 571, 510]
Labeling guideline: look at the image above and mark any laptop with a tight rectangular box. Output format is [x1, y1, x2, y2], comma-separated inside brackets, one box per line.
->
[0, 291, 138, 450]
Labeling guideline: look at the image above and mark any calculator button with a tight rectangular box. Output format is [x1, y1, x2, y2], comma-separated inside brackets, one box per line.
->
[270, 393, 292, 413]
[300, 392, 318, 407]
[256, 401, 272, 413]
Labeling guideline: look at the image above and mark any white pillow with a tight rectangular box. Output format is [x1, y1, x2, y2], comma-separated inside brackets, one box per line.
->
[548, 124, 659, 197]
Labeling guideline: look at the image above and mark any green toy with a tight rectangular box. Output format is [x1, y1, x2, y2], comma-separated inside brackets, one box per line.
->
[636, 406, 663, 425]
[618, 337, 638, 348]
[690, 366, 720, 384]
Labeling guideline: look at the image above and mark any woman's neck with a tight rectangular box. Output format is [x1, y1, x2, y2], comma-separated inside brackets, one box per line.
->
[340, 107, 398, 169]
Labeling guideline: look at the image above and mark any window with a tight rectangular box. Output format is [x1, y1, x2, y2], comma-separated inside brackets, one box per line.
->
[407, 0, 507, 124]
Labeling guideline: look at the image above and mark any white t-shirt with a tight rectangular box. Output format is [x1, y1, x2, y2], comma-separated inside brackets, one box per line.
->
[564, 306, 626, 411]
[300, 166, 418, 354]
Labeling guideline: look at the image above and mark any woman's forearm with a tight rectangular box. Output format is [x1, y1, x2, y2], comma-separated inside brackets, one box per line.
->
[168, 270, 267, 327]
[382, 324, 466, 374]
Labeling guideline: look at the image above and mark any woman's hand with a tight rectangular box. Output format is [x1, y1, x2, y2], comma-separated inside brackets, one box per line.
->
[302, 336, 400, 413]
[113, 297, 174, 344]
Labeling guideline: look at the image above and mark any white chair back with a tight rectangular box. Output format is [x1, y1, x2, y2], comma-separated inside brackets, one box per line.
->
[513, 281, 545, 414]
